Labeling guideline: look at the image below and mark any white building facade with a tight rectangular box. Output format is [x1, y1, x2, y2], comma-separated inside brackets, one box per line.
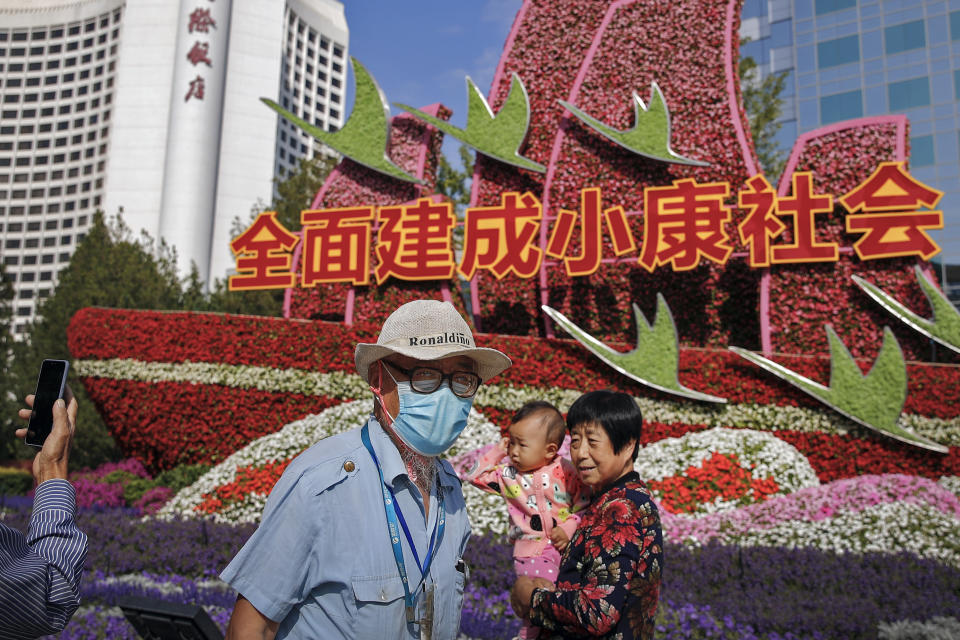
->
[0, 0, 347, 335]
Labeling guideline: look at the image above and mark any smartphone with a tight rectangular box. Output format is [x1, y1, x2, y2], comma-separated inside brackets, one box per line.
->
[25, 359, 70, 448]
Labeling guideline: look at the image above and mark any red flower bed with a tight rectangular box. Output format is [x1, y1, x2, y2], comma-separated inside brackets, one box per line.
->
[69, 308, 960, 420]
[195, 458, 293, 515]
[80, 377, 343, 473]
[639, 421, 960, 483]
[648, 451, 780, 515]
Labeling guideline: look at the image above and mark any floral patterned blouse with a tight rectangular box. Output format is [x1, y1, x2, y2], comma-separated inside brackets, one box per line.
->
[528, 471, 662, 639]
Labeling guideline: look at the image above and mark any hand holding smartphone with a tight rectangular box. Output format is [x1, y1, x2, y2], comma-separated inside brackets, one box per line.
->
[25, 359, 70, 448]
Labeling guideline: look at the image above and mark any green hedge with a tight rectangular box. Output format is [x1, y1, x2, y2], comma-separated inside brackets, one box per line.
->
[0, 467, 33, 495]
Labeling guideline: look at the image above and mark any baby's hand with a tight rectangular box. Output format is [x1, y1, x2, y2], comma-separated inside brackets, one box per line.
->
[498, 435, 510, 453]
[550, 527, 569, 551]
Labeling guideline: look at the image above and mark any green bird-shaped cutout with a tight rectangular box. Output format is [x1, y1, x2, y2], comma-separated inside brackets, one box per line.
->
[261, 57, 420, 184]
[559, 82, 708, 167]
[542, 296, 726, 403]
[852, 266, 960, 355]
[395, 73, 545, 173]
[730, 326, 947, 453]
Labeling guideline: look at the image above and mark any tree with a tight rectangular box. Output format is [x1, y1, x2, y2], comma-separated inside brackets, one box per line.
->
[0, 264, 23, 463]
[435, 144, 474, 215]
[272, 153, 339, 232]
[8, 212, 186, 469]
[211, 153, 340, 317]
[739, 40, 788, 181]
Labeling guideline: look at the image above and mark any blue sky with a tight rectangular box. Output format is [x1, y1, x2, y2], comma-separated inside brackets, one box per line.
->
[340, 1, 524, 165]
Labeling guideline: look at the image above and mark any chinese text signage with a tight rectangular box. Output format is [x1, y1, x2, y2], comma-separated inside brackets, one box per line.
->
[229, 162, 943, 291]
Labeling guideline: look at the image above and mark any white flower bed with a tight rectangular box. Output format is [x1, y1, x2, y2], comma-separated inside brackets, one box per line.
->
[634, 427, 821, 516]
[157, 401, 960, 567]
[734, 502, 960, 568]
[74, 358, 960, 446]
[158, 400, 502, 525]
[939, 475, 960, 498]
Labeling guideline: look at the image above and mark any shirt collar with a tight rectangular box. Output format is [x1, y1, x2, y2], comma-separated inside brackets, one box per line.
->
[596, 470, 640, 496]
[367, 416, 409, 488]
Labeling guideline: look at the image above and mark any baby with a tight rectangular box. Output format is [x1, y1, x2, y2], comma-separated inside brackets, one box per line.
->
[465, 401, 588, 639]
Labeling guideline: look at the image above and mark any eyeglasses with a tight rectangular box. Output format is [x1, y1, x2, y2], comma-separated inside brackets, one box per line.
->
[385, 362, 482, 398]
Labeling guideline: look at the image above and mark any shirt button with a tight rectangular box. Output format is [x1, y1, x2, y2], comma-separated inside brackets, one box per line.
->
[343, 460, 355, 472]
[380, 590, 387, 601]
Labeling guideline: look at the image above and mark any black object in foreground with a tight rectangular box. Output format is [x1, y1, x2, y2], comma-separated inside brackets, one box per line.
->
[118, 596, 223, 640]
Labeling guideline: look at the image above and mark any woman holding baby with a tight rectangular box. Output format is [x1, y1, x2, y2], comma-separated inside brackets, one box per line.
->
[509, 390, 663, 640]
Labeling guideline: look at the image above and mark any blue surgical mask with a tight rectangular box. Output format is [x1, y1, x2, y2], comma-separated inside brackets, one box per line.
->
[374, 368, 473, 456]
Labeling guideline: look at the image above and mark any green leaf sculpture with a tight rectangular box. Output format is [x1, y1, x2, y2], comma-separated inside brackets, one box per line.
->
[730, 326, 947, 453]
[261, 57, 420, 184]
[542, 296, 726, 403]
[558, 82, 708, 167]
[394, 73, 545, 173]
[852, 265, 960, 355]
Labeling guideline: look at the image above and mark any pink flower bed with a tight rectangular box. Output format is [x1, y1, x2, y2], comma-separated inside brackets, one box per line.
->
[662, 473, 960, 542]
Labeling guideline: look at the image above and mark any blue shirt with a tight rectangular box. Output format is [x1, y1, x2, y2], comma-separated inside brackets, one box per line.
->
[0, 479, 88, 639]
[221, 417, 471, 639]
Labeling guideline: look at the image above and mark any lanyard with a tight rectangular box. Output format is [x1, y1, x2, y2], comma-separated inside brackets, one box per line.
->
[361, 424, 445, 625]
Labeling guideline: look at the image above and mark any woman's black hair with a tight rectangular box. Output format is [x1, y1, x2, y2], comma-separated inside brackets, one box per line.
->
[566, 390, 643, 460]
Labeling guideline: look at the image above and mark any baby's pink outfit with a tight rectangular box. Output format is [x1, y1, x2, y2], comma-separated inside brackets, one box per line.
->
[466, 447, 589, 639]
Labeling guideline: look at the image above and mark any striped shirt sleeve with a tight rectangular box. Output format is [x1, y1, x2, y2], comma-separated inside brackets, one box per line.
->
[0, 479, 88, 639]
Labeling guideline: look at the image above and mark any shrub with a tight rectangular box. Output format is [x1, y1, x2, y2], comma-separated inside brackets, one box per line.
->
[0, 467, 32, 496]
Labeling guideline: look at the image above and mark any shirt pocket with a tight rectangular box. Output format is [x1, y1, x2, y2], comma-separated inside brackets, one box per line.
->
[351, 574, 407, 637]
[432, 558, 467, 636]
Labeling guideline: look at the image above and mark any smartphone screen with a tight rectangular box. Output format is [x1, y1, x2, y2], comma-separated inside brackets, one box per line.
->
[25, 359, 69, 448]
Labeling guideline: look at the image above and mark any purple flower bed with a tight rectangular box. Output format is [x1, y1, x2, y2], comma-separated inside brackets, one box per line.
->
[6, 503, 960, 638]
[666, 542, 960, 639]
[1, 502, 256, 575]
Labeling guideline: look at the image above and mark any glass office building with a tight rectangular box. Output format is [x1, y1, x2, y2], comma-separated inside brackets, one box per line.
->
[741, 0, 960, 299]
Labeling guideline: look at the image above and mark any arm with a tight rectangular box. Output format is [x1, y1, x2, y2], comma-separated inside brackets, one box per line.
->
[0, 481, 88, 636]
[225, 595, 279, 640]
[463, 439, 509, 494]
[1, 391, 88, 635]
[529, 491, 662, 637]
[554, 459, 589, 544]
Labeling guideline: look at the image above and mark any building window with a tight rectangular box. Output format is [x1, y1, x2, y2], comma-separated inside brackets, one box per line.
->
[885, 20, 925, 55]
[819, 89, 862, 124]
[888, 77, 930, 111]
[815, 0, 856, 15]
[910, 135, 934, 167]
[951, 10, 960, 41]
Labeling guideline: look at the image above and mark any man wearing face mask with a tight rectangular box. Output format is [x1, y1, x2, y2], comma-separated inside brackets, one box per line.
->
[221, 299, 511, 640]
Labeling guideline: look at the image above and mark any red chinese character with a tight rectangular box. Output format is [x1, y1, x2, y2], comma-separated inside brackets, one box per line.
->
[737, 174, 787, 268]
[375, 198, 456, 284]
[184, 75, 205, 102]
[545, 188, 636, 277]
[840, 161, 943, 260]
[639, 179, 732, 271]
[186, 41, 212, 67]
[229, 211, 299, 290]
[770, 172, 838, 264]
[301, 206, 374, 286]
[458, 192, 542, 279]
[188, 8, 216, 33]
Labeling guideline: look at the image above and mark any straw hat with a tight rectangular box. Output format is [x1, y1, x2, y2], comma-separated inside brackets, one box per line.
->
[354, 300, 511, 383]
